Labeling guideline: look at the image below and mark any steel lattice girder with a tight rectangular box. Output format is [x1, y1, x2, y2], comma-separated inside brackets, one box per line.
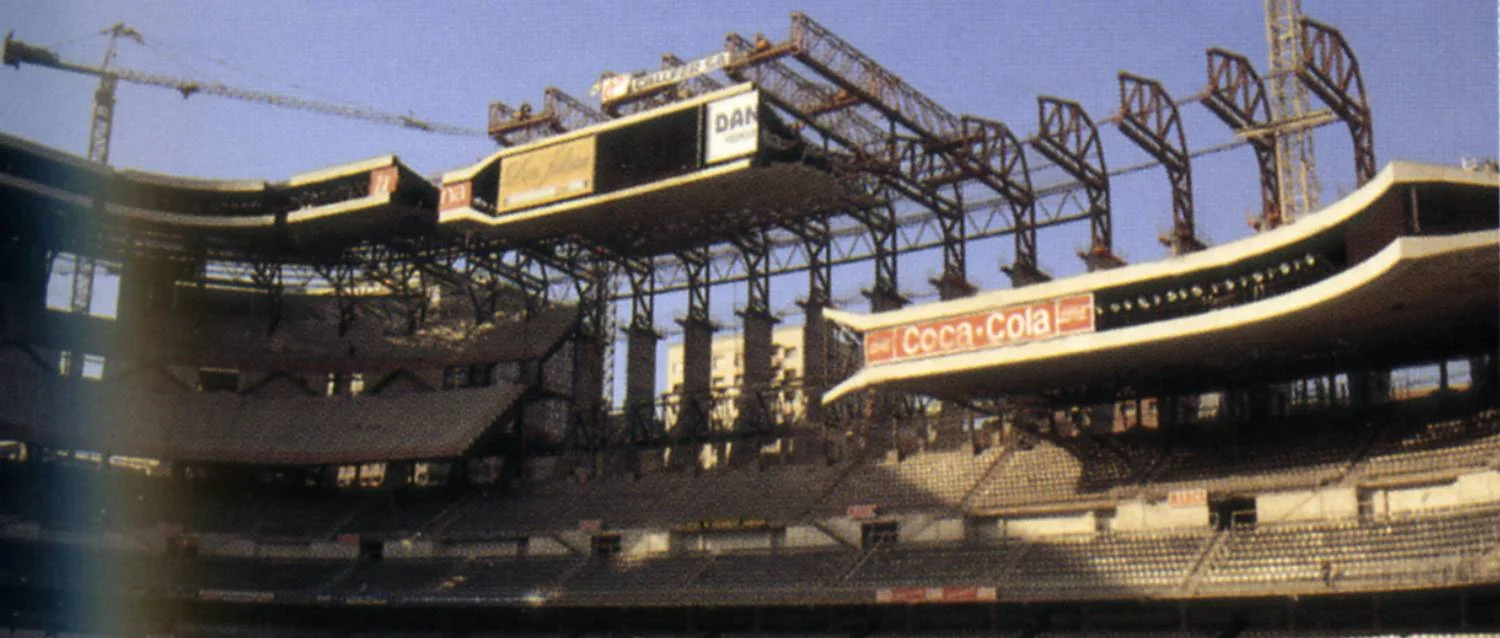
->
[1298, 17, 1375, 186]
[1203, 47, 1282, 230]
[1117, 71, 1202, 255]
[488, 87, 607, 146]
[1033, 96, 1121, 270]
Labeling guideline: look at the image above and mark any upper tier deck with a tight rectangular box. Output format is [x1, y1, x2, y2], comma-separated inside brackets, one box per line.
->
[438, 83, 856, 256]
[825, 162, 1500, 402]
[0, 132, 438, 257]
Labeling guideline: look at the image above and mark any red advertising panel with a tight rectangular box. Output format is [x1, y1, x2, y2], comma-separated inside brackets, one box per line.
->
[875, 586, 998, 604]
[864, 293, 1095, 366]
[368, 165, 398, 196]
[439, 181, 472, 211]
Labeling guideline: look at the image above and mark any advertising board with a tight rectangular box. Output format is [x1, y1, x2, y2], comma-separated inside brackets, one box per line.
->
[704, 90, 760, 164]
[863, 293, 1095, 366]
[498, 136, 597, 213]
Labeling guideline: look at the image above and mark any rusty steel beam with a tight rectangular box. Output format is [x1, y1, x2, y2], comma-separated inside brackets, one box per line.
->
[488, 86, 607, 146]
[786, 12, 961, 141]
[1118, 72, 1203, 255]
[724, 33, 893, 166]
[730, 229, 772, 317]
[726, 32, 972, 293]
[624, 255, 655, 333]
[1204, 47, 1283, 230]
[945, 116, 1048, 287]
[760, 16, 1050, 286]
[1033, 96, 1121, 271]
[1298, 17, 1375, 185]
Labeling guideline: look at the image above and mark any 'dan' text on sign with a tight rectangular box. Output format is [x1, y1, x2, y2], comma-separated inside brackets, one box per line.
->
[863, 293, 1095, 366]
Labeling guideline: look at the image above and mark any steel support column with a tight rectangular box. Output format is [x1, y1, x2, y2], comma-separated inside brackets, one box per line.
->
[1118, 72, 1204, 255]
[1298, 17, 1375, 185]
[1204, 48, 1283, 230]
[732, 230, 776, 435]
[1034, 96, 1122, 271]
[792, 217, 832, 426]
[623, 256, 661, 443]
[676, 246, 714, 439]
[248, 260, 284, 336]
[851, 200, 904, 312]
[313, 262, 358, 336]
[568, 251, 612, 451]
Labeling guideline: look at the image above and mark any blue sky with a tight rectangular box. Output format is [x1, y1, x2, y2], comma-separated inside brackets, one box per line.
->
[2, 1, 1495, 391]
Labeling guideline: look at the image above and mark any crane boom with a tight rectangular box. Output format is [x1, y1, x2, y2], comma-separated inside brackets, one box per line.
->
[3, 31, 486, 138]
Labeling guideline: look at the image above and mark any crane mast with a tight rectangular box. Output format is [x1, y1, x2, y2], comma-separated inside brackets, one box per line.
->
[1265, 0, 1319, 225]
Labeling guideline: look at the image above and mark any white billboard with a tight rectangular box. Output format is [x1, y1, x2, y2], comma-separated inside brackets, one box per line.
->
[703, 90, 760, 165]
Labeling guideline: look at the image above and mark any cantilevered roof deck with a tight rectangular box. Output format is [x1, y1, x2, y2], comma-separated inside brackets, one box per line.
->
[0, 132, 439, 256]
[437, 83, 857, 256]
[824, 162, 1500, 402]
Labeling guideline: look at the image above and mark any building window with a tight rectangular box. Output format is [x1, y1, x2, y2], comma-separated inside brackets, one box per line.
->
[358, 462, 386, 488]
[861, 521, 899, 548]
[198, 368, 239, 393]
[591, 533, 622, 556]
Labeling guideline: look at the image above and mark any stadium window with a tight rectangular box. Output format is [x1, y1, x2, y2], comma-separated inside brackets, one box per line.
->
[81, 354, 105, 380]
[412, 462, 449, 487]
[861, 521, 898, 548]
[358, 462, 386, 488]
[198, 368, 239, 393]
[591, 533, 622, 556]
[74, 450, 103, 465]
[0, 441, 26, 462]
[57, 350, 71, 377]
[336, 465, 357, 488]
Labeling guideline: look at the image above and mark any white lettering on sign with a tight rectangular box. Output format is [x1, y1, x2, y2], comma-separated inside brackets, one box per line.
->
[439, 181, 472, 211]
[591, 51, 733, 102]
[864, 293, 1095, 366]
[704, 90, 759, 164]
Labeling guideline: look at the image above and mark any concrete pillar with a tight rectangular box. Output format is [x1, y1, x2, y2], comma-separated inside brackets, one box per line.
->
[679, 317, 715, 436]
[800, 300, 830, 426]
[738, 309, 777, 434]
[624, 326, 659, 438]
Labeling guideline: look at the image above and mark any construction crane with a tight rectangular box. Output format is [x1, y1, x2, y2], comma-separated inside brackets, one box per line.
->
[4, 25, 485, 376]
[1264, 0, 1320, 225]
[2, 29, 488, 140]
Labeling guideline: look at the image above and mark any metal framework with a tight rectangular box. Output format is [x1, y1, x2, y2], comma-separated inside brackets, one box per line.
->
[488, 87, 608, 146]
[1117, 72, 1203, 254]
[1204, 48, 1283, 230]
[1265, 0, 1320, 223]
[1298, 17, 1375, 186]
[6, 12, 1373, 459]
[1033, 97, 1122, 271]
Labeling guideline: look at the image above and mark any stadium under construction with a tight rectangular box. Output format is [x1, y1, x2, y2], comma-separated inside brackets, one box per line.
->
[0, 8, 1497, 637]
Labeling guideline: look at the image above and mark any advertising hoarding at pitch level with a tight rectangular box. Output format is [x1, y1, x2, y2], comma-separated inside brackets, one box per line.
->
[497, 136, 597, 213]
[863, 293, 1095, 366]
[704, 90, 760, 164]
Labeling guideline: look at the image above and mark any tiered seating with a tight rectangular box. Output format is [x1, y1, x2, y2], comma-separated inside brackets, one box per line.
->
[1004, 530, 1208, 598]
[334, 559, 457, 594]
[439, 482, 587, 538]
[174, 556, 349, 594]
[692, 549, 861, 600]
[813, 446, 1005, 516]
[13, 378, 525, 464]
[448, 555, 581, 599]
[339, 492, 461, 537]
[1203, 502, 1500, 590]
[1357, 409, 1500, 478]
[562, 554, 714, 602]
[1148, 422, 1368, 492]
[847, 545, 1016, 586]
[967, 442, 1091, 509]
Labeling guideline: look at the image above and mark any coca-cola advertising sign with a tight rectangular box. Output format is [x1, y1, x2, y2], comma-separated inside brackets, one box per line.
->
[864, 293, 1095, 366]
